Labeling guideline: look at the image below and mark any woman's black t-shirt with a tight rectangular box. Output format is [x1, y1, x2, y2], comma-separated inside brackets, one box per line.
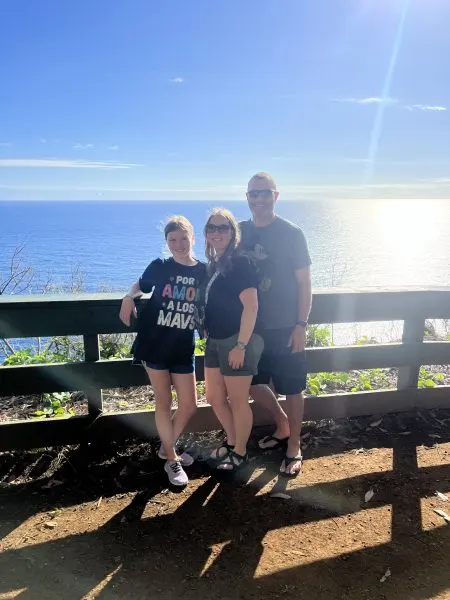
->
[133, 258, 206, 365]
[205, 255, 258, 339]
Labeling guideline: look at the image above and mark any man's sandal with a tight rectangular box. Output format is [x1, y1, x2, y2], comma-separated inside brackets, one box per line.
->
[216, 450, 248, 471]
[280, 454, 303, 477]
[258, 435, 289, 451]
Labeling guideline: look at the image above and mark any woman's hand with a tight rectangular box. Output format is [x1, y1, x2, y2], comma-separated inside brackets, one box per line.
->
[119, 296, 137, 327]
[228, 345, 245, 369]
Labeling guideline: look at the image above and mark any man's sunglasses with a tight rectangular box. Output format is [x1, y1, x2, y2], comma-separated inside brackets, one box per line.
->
[247, 189, 275, 200]
[205, 223, 231, 234]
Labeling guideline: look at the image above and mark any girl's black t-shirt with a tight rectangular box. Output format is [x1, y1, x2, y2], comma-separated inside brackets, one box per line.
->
[133, 258, 206, 365]
[205, 255, 259, 339]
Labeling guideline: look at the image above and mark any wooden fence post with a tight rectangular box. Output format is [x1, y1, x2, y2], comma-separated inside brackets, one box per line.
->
[397, 316, 425, 390]
[83, 334, 103, 416]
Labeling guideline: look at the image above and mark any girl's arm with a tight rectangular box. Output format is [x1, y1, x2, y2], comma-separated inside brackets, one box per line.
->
[119, 281, 143, 326]
[119, 259, 160, 326]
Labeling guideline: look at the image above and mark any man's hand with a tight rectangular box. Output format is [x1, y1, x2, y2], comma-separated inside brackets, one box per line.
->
[288, 325, 306, 353]
[119, 296, 137, 327]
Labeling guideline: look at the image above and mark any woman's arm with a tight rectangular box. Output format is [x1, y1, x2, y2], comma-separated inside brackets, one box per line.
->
[237, 288, 258, 345]
[228, 287, 258, 369]
[119, 281, 143, 326]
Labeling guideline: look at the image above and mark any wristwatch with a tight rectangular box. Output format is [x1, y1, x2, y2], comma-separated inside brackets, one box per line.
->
[236, 341, 247, 350]
[296, 320, 308, 328]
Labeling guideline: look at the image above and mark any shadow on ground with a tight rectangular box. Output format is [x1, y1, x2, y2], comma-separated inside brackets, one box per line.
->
[1, 409, 450, 599]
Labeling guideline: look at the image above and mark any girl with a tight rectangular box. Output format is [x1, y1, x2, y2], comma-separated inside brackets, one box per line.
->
[119, 216, 206, 486]
[203, 208, 263, 471]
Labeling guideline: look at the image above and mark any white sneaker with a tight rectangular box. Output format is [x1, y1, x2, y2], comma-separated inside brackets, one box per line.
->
[164, 460, 189, 486]
[158, 446, 194, 467]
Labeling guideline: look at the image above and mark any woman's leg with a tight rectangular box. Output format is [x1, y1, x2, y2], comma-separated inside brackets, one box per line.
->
[205, 367, 235, 445]
[145, 367, 177, 460]
[223, 375, 253, 457]
[171, 372, 197, 442]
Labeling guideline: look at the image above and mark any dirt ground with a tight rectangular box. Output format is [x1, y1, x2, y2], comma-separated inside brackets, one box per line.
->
[1, 411, 450, 600]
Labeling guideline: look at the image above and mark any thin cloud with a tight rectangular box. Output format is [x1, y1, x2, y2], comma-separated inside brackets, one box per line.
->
[73, 143, 94, 149]
[0, 159, 139, 169]
[406, 104, 447, 112]
[335, 97, 447, 113]
[108, 144, 119, 151]
[169, 77, 184, 84]
[0, 141, 12, 147]
[334, 97, 398, 105]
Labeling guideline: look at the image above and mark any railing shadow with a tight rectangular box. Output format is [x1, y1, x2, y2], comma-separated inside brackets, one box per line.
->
[1, 431, 450, 599]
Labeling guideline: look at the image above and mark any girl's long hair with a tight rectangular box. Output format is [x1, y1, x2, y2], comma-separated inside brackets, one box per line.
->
[204, 208, 241, 275]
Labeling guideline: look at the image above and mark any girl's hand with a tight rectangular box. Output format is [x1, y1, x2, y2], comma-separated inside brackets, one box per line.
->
[119, 296, 137, 327]
[228, 346, 245, 369]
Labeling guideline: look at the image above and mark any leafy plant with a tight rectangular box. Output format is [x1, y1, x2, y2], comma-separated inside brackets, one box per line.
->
[354, 335, 378, 346]
[100, 333, 134, 359]
[418, 367, 445, 389]
[306, 325, 332, 348]
[307, 368, 393, 396]
[3, 348, 59, 366]
[195, 337, 206, 355]
[34, 392, 75, 419]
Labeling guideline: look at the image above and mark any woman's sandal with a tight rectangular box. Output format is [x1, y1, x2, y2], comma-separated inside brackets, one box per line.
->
[216, 450, 248, 471]
[258, 435, 289, 451]
[280, 454, 303, 478]
[210, 442, 235, 461]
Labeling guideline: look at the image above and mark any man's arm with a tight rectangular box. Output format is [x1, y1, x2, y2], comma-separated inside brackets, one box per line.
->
[288, 266, 312, 353]
[295, 266, 312, 324]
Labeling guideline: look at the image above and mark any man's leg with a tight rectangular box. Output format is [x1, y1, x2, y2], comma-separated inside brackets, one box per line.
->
[250, 385, 290, 440]
[284, 392, 304, 461]
[272, 341, 307, 476]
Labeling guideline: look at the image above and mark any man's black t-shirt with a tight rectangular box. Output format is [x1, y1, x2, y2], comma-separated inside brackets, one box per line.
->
[240, 217, 311, 330]
[205, 255, 258, 339]
[133, 258, 206, 365]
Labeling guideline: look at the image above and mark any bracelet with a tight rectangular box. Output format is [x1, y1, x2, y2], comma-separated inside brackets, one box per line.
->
[236, 341, 247, 350]
[296, 320, 308, 328]
[124, 294, 134, 300]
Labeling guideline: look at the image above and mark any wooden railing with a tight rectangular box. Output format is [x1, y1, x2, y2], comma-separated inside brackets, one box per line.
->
[1, 287, 449, 451]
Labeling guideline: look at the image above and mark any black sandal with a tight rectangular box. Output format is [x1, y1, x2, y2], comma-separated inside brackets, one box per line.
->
[216, 450, 248, 471]
[210, 442, 234, 461]
[258, 435, 289, 450]
[280, 454, 303, 478]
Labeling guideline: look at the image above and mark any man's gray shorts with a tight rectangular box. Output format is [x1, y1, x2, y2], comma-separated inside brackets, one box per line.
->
[204, 333, 264, 377]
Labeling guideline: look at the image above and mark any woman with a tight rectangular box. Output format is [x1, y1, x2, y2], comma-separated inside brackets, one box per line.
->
[203, 208, 263, 471]
[119, 216, 206, 486]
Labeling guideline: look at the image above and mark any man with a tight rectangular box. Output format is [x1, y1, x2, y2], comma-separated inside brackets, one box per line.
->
[240, 172, 312, 477]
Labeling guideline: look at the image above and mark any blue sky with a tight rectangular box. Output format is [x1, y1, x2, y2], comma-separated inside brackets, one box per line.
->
[1, 0, 449, 201]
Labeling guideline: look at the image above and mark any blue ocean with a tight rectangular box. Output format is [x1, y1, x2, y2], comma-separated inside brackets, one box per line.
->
[2, 199, 449, 294]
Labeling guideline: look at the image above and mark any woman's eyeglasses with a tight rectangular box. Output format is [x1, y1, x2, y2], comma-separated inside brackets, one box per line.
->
[205, 224, 231, 234]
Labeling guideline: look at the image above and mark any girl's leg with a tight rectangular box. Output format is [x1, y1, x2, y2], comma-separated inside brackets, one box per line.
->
[171, 372, 197, 442]
[145, 367, 177, 460]
[205, 367, 235, 445]
[223, 375, 253, 457]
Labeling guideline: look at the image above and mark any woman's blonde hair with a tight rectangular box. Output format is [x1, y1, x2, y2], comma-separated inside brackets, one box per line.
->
[163, 215, 194, 239]
[204, 208, 241, 275]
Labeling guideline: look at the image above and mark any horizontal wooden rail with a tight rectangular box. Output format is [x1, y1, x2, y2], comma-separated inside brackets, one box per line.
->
[0, 387, 449, 452]
[1, 342, 450, 397]
[1, 287, 450, 339]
